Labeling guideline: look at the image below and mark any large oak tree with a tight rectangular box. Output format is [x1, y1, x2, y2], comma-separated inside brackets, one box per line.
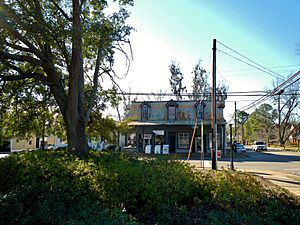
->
[0, 0, 133, 155]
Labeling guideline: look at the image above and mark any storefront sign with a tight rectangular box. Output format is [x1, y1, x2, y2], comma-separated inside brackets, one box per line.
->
[153, 130, 164, 135]
[143, 134, 152, 139]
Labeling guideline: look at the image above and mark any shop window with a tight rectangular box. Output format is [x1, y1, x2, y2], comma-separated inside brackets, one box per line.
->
[127, 132, 137, 148]
[178, 133, 189, 149]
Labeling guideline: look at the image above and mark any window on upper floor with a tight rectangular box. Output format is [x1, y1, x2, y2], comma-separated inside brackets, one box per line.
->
[166, 100, 178, 121]
[168, 105, 176, 120]
[140, 102, 151, 121]
[195, 100, 206, 121]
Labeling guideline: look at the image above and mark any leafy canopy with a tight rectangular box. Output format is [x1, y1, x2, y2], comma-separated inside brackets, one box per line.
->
[0, 0, 134, 152]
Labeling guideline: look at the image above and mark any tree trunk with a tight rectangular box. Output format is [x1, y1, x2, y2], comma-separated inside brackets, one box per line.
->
[64, 0, 87, 155]
[65, 114, 87, 155]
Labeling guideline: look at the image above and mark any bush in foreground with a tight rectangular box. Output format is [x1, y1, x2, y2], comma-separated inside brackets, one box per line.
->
[0, 150, 299, 225]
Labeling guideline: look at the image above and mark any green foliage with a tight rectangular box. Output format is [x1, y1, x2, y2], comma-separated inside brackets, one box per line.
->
[0, 150, 299, 225]
[169, 60, 187, 100]
[191, 60, 210, 100]
[244, 103, 277, 143]
[0, 0, 133, 154]
[0, 184, 136, 225]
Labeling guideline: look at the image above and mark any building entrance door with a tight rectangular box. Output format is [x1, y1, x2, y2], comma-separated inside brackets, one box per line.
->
[168, 132, 176, 152]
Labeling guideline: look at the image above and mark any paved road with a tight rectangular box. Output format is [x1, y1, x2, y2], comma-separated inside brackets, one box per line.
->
[188, 149, 300, 196]
[218, 149, 300, 177]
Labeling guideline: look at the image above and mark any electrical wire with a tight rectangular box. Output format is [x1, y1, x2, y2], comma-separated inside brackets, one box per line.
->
[116, 91, 270, 97]
[215, 41, 300, 112]
[217, 41, 286, 80]
[239, 70, 300, 111]
[218, 49, 284, 80]
[222, 64, 300, 73]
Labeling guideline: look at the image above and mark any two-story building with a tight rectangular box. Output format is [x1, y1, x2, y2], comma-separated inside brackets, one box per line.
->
[125, 99, 226, 154]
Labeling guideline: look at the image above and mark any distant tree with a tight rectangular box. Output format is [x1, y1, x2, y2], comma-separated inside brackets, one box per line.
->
[0, 81, 64, 149]
[0, 0, 133, 155]
[216, 82, 228, 105]
[168, 60, 228, 103]
[272, 76, 300, 146]
[234, 110, 249, 143]
[244, 104, 277, 143]
[169, 60, 186, 100]
[190, 60, 211, 100]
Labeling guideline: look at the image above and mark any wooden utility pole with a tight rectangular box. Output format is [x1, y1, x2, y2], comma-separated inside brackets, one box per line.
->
[229, 124, 234, 170]
[234, 101, 237, 142]
[211, 39, 217, 170]
[277, 90, 284, 146]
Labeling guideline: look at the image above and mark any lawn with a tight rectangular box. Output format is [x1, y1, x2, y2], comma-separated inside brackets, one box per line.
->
[0, 149, 299, 225]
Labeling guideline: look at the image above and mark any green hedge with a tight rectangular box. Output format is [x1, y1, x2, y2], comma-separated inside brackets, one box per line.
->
[0, 150, 299, 225]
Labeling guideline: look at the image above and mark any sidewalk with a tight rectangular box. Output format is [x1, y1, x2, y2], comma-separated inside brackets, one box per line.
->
[240, 169, 300, 196]
[199, 160, 300, 196]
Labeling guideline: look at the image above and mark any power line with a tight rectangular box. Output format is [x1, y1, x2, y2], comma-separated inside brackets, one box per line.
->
[280, 76, 300, 91]
[239, 70, 300, 111]
[222, 64, 300, 73]
[217, 41, 286, 80]
[217, 49, 284, 80]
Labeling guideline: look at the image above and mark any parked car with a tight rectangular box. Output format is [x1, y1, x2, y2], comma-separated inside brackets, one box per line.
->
[45, 144, 57, 150]
[106, 144, 121, 151]
[235, 143, 246, 153]
[252, 141, 267, 151]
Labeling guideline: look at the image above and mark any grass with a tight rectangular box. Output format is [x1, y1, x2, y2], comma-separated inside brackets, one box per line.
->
[268, 145, 300, 152]
[0, 149, 299, 225]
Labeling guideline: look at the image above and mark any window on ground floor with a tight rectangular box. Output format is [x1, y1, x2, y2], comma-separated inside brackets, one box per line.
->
[127, 132, 137, 148]
[178, 133, 189, 149]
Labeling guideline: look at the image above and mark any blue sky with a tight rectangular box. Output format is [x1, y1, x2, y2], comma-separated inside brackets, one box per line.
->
[114, 0, 300, 119]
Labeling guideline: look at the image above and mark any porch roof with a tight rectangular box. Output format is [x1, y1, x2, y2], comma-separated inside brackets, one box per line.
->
[128, 120, 226, 126]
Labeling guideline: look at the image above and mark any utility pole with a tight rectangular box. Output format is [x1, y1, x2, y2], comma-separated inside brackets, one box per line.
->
[276, 89, 284, 146]
[229, 124, 234, 170]
[211, 39, 217, 170]
[278, 94, 281, 146]
[234, 101, 237, 142]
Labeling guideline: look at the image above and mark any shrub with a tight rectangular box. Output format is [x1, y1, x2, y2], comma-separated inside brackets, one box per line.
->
[0, 184, 136, 225]
[0, 149, 299, 225]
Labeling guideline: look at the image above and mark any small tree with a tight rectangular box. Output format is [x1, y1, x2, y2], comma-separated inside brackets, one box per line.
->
[169, 60, 186, 100]
[190, 60, 211, 100]
[244, 104, 277, 143]
[234, 110, 249, 143]
[272, 76, 300, 146]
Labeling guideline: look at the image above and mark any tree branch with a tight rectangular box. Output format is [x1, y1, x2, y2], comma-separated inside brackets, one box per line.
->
[0, 16, 47, 62]
[0, 51, 43, 66]
[49, 0, 72, 22]
[84, 43, 106, 123]
[5, 41, 32, 53]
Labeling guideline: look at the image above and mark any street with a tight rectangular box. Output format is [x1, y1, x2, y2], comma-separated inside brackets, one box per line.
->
[218, 149, 300, 177]
[187, 149, 300, 196]
[187, 149, 300, 177]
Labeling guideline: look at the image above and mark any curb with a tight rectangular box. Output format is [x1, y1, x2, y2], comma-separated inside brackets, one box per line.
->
[239, 169, 300, 196]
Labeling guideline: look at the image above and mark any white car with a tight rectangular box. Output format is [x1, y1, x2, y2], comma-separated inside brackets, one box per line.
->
[252, 141, 267, 151]
[45, 144, 57, 150]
